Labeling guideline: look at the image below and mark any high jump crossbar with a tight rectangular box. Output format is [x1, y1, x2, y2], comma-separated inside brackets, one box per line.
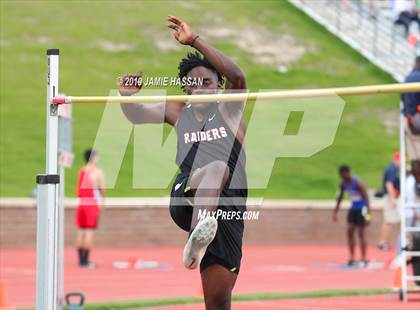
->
[52, 82, 420, 104]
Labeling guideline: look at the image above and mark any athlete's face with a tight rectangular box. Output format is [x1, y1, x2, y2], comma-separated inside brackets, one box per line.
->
[186, 66, 219, 113]
[90, 154, 98, 165]
[339, 171, 351, 182]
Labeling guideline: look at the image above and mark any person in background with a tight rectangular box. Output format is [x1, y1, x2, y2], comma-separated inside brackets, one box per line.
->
[76, 149, 106, 268]
[333, 165, 371, 267]
[406, 160, 420, 285]
[402, 56, 420, 162]
[405, 160, 420, 235]
[393, 0, 420, 37]
[378, 152, 401, 251]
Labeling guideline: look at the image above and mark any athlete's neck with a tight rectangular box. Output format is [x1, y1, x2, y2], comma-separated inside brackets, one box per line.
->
[192, 103, 216, 122]
[85, 162, 96, 169]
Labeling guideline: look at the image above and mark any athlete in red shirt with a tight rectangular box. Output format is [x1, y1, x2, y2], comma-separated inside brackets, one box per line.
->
[76, 149, 106, 268]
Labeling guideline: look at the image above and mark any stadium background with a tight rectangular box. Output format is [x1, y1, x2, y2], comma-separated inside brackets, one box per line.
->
[0, 0, 399, 198]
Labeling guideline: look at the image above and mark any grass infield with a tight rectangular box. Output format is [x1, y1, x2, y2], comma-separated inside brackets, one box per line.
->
[1, 1, 399, 198]
[38, 288, 391, 310]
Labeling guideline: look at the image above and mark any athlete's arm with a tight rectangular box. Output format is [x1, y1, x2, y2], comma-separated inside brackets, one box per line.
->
[357, 180, 371, 214]
[167, 15, 246, 113]
[76, 169, 83, 197]
[385, 181, 398, 208]
[97, 169, 106, 206]
[333, 186, 344, 222]
[119, 73, 183, 126]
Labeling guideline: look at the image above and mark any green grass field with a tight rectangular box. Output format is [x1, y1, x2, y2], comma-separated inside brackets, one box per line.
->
[0, 0, 399, 198]
[82, 288, 388, 310]
[17, 288, 388, 310]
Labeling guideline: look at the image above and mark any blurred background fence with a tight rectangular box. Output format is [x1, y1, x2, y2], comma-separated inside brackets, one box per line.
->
[290, 0, 420, 82]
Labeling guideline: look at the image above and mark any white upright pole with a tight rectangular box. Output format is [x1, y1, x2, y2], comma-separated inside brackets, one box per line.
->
[36, 48, 60, 310]
[399, 102, 408, 302]
[57, 165, 65, 309]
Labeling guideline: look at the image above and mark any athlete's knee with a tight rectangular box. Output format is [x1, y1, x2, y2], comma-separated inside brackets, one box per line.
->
[207, 161, 229, 181]
[204, 292, 231, 310]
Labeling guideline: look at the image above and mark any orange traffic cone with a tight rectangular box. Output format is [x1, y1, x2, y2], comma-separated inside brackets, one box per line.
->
[0, 279, 12, 310]
[393, 266, 402, 290]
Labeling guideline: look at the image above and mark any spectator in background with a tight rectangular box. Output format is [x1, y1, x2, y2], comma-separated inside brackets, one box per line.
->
[405, 160, 420, 232]
[393, 0, 420, 37]
[402, 56, 420, 161]
[378, 152, 401, 251]
[333, 165, 371, 267]
[406, 160, 420, 285]
[76, 149, 106, 268]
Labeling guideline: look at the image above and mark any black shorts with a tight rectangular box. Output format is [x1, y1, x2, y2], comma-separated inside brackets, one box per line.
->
[169, 172, 247, 274]
[347, 209, 366, 226]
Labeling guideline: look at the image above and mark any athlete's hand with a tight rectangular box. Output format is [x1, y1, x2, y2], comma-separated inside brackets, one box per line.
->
[167, 15, 196, 45]
[119, 72, 143, 96]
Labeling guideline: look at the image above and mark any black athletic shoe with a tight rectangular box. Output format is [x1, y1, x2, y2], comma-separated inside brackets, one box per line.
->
[80, 262, 97, 269]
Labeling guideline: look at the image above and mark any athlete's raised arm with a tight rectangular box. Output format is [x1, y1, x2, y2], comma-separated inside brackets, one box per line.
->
[167, 15, 246, 117]
[167, 15, 246, 91]
[119, 72, 183, 126]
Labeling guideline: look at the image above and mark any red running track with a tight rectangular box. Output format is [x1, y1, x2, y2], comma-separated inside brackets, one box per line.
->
[147, 295, 420, 310]
[0, 245, 417, 308]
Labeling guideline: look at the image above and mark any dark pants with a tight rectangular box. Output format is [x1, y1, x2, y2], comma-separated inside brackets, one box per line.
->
[396, 12, 420, 36]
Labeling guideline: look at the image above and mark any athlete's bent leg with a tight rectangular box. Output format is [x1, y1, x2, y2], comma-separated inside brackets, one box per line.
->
[189, 160, 229, 231]
[201, 264, 237, 310]
[183, 161, 229, 269]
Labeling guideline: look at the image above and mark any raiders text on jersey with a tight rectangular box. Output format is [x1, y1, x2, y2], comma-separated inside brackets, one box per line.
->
[183, 127, 228, 144]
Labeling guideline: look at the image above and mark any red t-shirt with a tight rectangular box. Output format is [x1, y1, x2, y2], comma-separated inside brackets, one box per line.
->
[77, 168, 98, 207]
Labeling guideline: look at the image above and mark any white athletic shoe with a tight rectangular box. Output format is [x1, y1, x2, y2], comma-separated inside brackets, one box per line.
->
[183, 216, 218, 269]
